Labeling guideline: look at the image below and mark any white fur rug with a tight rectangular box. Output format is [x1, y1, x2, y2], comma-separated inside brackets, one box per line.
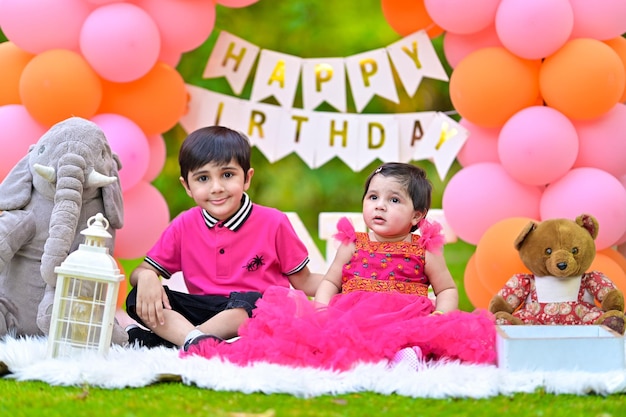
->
[2, 336, 626, 397]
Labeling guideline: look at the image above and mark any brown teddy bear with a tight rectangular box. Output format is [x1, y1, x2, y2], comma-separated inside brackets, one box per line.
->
[488, 214, 626, 334]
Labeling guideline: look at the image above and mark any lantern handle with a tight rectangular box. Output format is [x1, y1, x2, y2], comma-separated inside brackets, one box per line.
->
[88, 213, 109, 231]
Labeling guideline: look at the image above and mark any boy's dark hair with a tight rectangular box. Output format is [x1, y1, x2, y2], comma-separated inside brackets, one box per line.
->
[363, 162, 432, 231]
[179, 126, 251, 182]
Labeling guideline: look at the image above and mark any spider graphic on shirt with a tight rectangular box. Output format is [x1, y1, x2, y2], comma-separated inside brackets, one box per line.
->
[244, 255, 265, 272]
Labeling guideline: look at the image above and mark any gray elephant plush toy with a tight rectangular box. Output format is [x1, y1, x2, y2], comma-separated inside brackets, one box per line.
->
[0, 117, 127, 345]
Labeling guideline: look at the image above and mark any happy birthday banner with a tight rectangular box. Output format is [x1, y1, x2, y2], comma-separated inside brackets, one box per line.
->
[178, 30, 469, 179]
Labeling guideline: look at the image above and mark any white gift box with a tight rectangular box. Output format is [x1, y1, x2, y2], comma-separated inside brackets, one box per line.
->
[496, 325, 625, 372]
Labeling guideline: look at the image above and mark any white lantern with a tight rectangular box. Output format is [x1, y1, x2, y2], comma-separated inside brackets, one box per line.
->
[47, 213, 124, 358]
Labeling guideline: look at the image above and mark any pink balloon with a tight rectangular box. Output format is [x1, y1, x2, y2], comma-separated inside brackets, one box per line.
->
[620, 174, 626, 191]
[114, 181, 170, 259]
[572, 103, 626, 178]
[495, 0, 574, 60]
[616, 176, 626, 246]
[0, 105, 47, 181]
[143, 134, 167, 182]
[91, 114, 150, 191]
[0, 0, 92, 54]
[424, 0, 499, 34]
[442, 162, 542, 244]
[569, 0, 626, 41]
[540, 167, 626, 250]
[456, 119, 500, 167]
[215, 0, 260, 7]
[498, 106, 578, 186]
[158, 46, 183, 68]
[616, 232, 626, 247]
[80, 3, 160, 82]
[85, 0, 122, 4]
[136, 0, 216, 53]
[443, 25, 502, 68]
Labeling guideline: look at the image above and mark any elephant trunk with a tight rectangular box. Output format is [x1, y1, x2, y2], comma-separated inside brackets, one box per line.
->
[40, 154, 86, 287]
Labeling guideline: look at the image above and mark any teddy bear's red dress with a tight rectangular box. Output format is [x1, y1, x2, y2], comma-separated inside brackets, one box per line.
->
[496, 271, 617, 325]
[182, 219, 496, 370]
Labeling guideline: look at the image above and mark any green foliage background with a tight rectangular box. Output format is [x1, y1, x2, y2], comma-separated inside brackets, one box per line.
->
[162, 1, 457, 222]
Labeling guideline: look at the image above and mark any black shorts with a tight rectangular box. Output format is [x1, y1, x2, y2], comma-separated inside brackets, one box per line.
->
[125, 286, 262, 328]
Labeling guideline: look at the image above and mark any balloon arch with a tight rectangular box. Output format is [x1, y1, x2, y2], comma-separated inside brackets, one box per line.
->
[382, 0, 626, 307]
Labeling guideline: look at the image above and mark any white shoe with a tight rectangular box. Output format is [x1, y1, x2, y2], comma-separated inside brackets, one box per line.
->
[388, 346, 424, 370]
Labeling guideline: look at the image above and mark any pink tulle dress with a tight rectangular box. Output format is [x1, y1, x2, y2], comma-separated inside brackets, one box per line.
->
[182, 218, 497, 370]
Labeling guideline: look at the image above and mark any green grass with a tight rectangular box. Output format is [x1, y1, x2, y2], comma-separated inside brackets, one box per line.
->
[1, 379, 626, 416]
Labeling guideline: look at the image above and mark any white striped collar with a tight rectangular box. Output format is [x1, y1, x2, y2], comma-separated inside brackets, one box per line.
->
[202, 193, 252, 231]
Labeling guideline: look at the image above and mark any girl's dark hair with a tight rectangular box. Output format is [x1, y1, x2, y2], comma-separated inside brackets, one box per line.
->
[363, 163, 432, 231]
[179, 126, 251, 182]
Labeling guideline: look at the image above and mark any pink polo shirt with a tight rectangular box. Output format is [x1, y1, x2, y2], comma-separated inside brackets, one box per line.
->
[145, 194, 309, 296]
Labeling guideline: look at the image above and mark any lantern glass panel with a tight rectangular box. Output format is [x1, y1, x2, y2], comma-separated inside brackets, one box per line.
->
[50, 276, 112, 355]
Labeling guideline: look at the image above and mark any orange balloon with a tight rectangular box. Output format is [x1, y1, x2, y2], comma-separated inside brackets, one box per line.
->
[98, 62, 187, 135]
[19, 49, 102, 127]
[0, 42, 34, 106]
[463, 254, 493, 309]
[604, 36, 626, 103]
[588, 253, 626, 294]
[598, 247, 626, 275]
[381, 0, 444, 38]
[450, 47, 541, 127]
[115, 261, 128, 309]
[475, 217, 533, 295]
[540, 38, 625, 121]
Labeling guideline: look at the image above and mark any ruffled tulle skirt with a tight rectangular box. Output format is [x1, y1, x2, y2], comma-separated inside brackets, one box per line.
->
[182, 286, 497, 371]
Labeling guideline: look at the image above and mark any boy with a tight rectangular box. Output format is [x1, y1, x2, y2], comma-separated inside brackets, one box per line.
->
[125, 126, 322, 350]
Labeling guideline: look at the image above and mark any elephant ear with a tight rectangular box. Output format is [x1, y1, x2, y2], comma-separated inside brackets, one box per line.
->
[0, 151, 34, 210]
[103, 152, 124, 229]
